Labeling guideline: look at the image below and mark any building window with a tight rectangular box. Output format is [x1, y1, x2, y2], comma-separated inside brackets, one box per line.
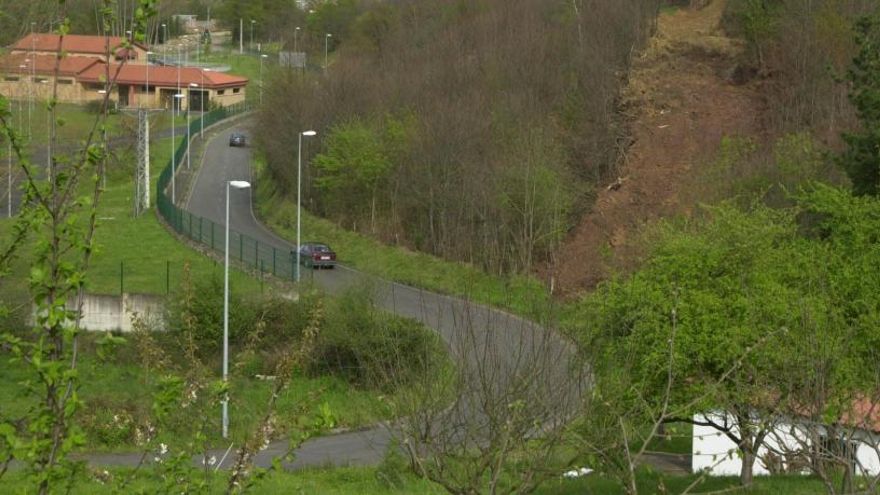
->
[3, 76, 19, 82]
[33, 77, 48, 83]
[232, 88, 240, 94]
[58, 78, 74, 85]
[217, 89, 225, 95]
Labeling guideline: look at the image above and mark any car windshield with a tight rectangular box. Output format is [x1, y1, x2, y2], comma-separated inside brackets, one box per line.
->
[312, 245, 330, 252]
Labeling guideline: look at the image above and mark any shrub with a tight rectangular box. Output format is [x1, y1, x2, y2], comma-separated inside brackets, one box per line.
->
[309, 286, 444, 390]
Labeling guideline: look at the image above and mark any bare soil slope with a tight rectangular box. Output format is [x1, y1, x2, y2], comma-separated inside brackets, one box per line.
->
[551, 0, 763, 295]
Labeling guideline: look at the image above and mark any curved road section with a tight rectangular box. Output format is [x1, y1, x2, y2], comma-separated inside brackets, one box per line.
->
[179, 120, 580, 470]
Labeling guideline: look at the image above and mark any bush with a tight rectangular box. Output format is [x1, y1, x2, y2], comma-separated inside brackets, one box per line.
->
[309, 286, 444, 390]
[164, 275, 260, 351]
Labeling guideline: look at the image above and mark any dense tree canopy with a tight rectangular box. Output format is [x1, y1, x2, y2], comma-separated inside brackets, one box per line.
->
[573, 184, 880, 484]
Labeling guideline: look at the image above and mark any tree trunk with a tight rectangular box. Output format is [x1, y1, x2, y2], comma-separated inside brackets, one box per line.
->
[740, 450, 755, 486]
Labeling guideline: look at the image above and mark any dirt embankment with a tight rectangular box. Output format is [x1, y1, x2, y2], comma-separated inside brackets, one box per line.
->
[550, 0, 764, 295]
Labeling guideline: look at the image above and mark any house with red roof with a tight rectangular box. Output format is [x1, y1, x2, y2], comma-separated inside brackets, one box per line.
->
[1, 33, 248, 110]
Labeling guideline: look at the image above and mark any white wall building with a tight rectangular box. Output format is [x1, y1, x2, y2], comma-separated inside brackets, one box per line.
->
[693, 411, 880, 477]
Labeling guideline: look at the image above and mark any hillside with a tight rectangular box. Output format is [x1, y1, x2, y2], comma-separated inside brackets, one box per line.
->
[550, 0, 764, 294]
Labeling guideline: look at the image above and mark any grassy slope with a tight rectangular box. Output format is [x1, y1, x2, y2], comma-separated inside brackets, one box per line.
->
[253, 161, 552, 318]
[0, 466, 833, 494]
[0, 334, 392, 451]
[0, 110, 262, 297]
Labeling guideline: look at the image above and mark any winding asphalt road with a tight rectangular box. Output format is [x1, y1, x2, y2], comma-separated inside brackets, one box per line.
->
[76, 118, 580, 471]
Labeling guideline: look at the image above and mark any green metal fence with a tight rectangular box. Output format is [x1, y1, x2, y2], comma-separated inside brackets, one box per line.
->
[156, 104, 298, 281]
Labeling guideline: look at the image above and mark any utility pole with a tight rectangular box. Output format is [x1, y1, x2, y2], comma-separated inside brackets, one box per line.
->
[239, 18, 243, 54]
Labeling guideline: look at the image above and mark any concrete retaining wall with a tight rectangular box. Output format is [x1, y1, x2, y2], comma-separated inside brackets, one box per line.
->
[32, 293, 165, 332]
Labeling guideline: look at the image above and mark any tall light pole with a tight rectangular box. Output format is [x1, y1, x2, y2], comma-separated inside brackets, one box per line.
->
[29, 22, 35, 138]
[296, 130, 316, 281]
[97, 89, 108, 188]
[223, 179, 251, 438]
[7, 134, 11, 218]
[294, 26, 300, 54]
[250, 20, 256, 52]
[259, 54, 267, 105]
[145, 51, 153, 107]
[324, 33, 332, 70]
[239, 18, 243, 54]
[187, 82, 197, 168]
[162, 24, 167, 65]
[172, 93, 184, 203]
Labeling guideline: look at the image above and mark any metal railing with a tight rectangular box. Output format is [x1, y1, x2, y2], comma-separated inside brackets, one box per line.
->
[156, 103, 298, 281]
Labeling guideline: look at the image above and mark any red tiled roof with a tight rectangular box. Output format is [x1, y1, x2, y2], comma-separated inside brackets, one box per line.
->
[0, 53, 103, 77]
[11, 33, 146, 56]
[77, 63, 248, 89]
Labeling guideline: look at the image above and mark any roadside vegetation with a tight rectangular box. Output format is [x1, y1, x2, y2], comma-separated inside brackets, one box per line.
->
[254, 164, 551, 319]
[256, 0, 659, 277]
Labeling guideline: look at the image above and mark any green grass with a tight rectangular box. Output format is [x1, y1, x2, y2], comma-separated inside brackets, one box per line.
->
[645, 422, 693, 455]
[0, 130, 263, 297]
[253, 165, 552, 318]
[0, 102, 185, 151]
[0, 465, 838, 494]
[0, 333, 393, 452]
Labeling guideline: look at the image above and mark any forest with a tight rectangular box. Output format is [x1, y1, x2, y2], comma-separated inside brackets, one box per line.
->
[256, 0, 661, 274]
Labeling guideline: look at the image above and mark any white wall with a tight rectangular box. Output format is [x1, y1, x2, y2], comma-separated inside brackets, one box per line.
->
[33, 293, 164, 332]
[692, 411, 880, 477]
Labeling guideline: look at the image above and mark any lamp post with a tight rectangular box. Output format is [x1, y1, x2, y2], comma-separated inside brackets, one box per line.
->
[223, 179, 251, 438]
[324, 33, 332, 70]
[259, 54, 267, 105]
[29, 22, 35, 138]
[97, 89, 109, 188]
[294, 26, 300, 54]
[250, 20, 256, 52]
[172, 93, 184, 203]
[296, 130, 316, 281]
[145, 51, 154, 107]
[187, 83, 198, 167]
[162, 24, 167, 65]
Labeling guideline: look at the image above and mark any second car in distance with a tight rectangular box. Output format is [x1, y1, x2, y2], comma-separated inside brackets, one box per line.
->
[297, 242, 337, 268]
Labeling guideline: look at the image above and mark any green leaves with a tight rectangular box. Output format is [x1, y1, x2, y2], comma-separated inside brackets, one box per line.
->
[838, 14, 880, 196]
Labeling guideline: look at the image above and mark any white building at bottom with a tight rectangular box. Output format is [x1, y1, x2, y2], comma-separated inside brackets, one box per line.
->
[692, 411, 880, 476]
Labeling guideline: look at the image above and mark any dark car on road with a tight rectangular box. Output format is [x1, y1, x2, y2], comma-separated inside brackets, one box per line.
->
[229, 133, 247, 147]
[297, 242, 337, 268]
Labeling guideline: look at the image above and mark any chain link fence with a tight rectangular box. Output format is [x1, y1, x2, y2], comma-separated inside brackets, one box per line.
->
[156, 104, 298, 282]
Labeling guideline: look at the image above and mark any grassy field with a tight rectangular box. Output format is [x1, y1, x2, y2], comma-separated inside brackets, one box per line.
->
[0, 112, 264, 299]
[253, 163, 553, 319]
[0, 330, 393, 452]
[0, 465, 838, 494]
[0, 101, 185, 150]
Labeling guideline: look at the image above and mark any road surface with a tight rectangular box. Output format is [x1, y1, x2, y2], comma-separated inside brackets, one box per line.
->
[83, 118, 580, 471]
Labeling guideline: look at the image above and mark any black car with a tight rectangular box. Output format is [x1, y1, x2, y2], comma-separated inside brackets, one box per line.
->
[297, 243, 337, 268]
[229, 133, 247, 147]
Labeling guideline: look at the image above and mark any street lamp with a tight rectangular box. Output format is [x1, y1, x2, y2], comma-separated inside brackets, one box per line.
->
[162, 24, 167, 65]
[324, 33, 332, 70]
[145, 51, 154, 107]
[250, 20, 256, 52]
[187, 83, 198, 167]
[294, 26, 300, 54]
[259, 54, 268, 105]
[97, 89, 109, 188]
[223, 179, 251, 438]
[172, 93, 184, 203]
[296, 130, 316, 281]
